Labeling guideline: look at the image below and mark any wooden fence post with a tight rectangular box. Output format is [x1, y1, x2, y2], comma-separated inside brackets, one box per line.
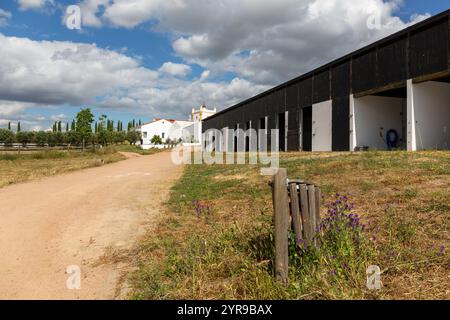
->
[272, 168, 289, 284]
[299, 184, 312, 246]
[289, 183, 303, 246]
[314, 187, 321, 231]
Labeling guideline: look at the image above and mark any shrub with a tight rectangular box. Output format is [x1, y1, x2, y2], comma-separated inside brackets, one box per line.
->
[150, 135, 163, 145]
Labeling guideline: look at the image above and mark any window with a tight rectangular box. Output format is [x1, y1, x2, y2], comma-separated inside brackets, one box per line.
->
[162, 132, 165, 139]
[143, 132, 147, 138]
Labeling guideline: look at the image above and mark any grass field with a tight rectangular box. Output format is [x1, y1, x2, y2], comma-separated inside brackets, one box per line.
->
[129, 150, 449, 300]
[0, 148, 125, 188]
[0, 145, 168, 188]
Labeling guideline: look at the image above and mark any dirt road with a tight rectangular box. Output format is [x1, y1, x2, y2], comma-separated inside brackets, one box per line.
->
[0, 151, 182, 299]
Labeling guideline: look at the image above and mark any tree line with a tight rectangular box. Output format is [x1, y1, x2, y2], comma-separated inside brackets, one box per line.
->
[0, 108, 142, 150]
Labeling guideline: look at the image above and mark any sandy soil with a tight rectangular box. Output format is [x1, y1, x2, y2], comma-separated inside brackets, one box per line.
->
[0, 151, 182, 300]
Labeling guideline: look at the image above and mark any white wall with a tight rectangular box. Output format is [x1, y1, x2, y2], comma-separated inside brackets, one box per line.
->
[312, 100, 332, 151]
[408, 80, 450, 150]
[351, 95, 404, 150]
[140, 120, 174, 146]
[168, 121, 194, 142]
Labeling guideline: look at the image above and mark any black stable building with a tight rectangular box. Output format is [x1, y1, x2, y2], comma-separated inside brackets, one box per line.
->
[203, 10, 450, 152]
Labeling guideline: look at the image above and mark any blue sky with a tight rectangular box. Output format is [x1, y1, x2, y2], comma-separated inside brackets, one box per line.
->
[0, 0, 448, 131]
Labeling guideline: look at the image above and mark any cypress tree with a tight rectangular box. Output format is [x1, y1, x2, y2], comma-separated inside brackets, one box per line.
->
[8, 122, 11, 130]
[58, 121, 62, 132]
[17, 122, 21, 132]
[66, 122, 69, 132]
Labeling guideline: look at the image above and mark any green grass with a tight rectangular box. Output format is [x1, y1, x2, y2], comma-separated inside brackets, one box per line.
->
[0, 147, 125, 188]
[114, 144, 167, 155]
[129, 150, 449, 300]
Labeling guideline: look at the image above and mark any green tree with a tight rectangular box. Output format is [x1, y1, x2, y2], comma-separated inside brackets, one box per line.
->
[54, 132, 64, 146]
[113, 131, 126, 144]
[66, 130, 79, 148]
[97, 129, 111, 146]
[71, 120, 76, 131]
[127, 130, 140, 145]
[8, 122, 11, 131]
[16, 131, 32, 147]
[17, 122, 21, 132]
[151, 135, 163, 145]
[58, 121, 62, 133]
[46, 132, 58, 147]
[34, 131, 48, 147]
[76, 108, 94, 151]
[0, 129, 15, 147]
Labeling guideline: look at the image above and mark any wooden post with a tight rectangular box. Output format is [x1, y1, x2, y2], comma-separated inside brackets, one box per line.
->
[299, 184, 312, 246]
[314, 187, 321, 231]
[272, 169, 289, 284]
[307, 185, 316, 231]
[289, 183, 303, 246]
[307, 185, 316, 247]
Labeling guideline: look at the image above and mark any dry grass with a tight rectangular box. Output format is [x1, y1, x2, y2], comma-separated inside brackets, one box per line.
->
[0, 148, 125, 188]
[129, 150, 449, 300]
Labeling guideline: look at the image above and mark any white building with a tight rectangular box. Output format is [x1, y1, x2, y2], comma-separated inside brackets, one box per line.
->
[190, 105, 217, 122]
[140, 119, 192, 149]
[186, 105, 217, 143]
[140, 105, 217, 149]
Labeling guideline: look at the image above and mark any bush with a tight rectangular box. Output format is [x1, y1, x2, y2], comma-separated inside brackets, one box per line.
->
[150, 135, 162, 145]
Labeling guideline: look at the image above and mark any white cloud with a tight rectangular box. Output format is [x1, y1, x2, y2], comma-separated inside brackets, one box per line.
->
[0, 100, 33, 118]
[17, 0, 54, 11]
[0, 33, 159, 106]
[77, 0, 110, 28]
[0, 9, 12, 27]
[76, 0, 429, 85]
[50, 113, 67, 121]
[159, 62, 191, 77]
[0, 33, 268, 127]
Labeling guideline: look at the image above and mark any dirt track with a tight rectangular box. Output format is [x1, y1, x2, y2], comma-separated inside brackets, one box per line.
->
[0, 151, 182, 299]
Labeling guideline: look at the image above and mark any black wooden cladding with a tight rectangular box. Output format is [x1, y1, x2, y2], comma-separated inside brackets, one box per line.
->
[286, 84, 299, 109]
[332, 97, 350, 151]
[302, 106, 312, 152]
[352, 49, 377, 93]
[377, 37, 408, 86]
[313, 70, 331, 104]
[409, 18, 449, 78]
[299, 77, 313, 107]
[287, 106, 300, 151]
[203, 10, 449, 151]
[331, 61, 351, 98]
